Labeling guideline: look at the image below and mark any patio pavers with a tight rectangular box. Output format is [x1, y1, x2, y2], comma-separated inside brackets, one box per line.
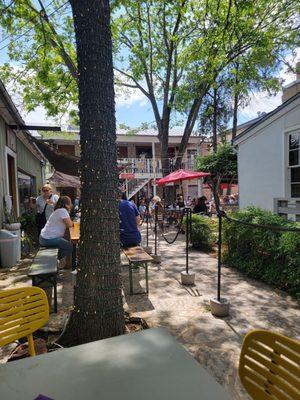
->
[121, 231, 300, 400]
[0, 233, 299, 399]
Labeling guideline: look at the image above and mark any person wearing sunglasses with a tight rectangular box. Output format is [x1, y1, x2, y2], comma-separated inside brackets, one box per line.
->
[35, 184, 59, 235]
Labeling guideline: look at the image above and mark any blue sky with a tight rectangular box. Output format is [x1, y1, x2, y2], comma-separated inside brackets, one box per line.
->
[0, 29, 299, 129]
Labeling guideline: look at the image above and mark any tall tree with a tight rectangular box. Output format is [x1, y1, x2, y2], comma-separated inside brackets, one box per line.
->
[112, 0, 299, 170]
[60, 0, 125, 345]
[0, 0, 299, 171]
[196, 144, 237, 211]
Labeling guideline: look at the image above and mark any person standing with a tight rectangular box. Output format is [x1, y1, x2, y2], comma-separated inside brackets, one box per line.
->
[118, 192, 141, 247]
[138, 198, 147, 219]
[35, 184, 59, 235]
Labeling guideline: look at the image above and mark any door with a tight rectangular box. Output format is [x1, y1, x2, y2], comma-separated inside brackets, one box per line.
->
[7, 154, 17, 214]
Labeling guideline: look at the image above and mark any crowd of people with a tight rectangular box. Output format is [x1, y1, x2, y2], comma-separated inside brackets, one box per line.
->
[29, 184, 239, 266]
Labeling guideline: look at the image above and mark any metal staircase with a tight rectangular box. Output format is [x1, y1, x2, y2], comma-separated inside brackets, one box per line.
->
[127, 178, 151, 199]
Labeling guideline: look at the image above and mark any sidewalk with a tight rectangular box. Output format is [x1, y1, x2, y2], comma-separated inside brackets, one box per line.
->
[121, 230, 300, 400]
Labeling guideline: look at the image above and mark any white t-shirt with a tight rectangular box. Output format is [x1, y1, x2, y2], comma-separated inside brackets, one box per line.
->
[40, 208, 70, 239]
[36, 194, 59, 220]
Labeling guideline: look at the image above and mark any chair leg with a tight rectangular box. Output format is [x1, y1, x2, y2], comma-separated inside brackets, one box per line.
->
[27, 334, 36, 357]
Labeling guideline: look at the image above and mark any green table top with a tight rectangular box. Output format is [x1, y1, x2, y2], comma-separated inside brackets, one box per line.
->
[0, 327, 231, 400]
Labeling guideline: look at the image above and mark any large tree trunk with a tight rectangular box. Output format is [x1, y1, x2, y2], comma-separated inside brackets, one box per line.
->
[60, 0, 125, 346]
[232, 61, 239, 140]
[174, 83, 208, 170]
[212, 87, 218, 152]
[232, 92, 239, 140]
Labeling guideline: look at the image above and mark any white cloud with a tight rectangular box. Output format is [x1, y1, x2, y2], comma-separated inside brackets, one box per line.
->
[240, 50, 300, 121]
[115, 86, 148, 108]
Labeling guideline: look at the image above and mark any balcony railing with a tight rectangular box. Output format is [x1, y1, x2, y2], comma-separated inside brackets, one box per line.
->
[118, 156, 197, 176]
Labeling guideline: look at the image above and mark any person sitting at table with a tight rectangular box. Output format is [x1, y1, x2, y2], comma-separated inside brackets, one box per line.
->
[39, 196, 74, 262]
[176, 195, 185, 208]
[118, 191, 141, 247]
[193, 196, 208, 214]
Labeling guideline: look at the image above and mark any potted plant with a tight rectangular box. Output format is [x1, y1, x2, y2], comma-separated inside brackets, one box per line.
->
[3, 198, 21, 231]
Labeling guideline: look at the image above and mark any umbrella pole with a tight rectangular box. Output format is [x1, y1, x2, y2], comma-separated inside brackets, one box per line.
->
[154, 205, 158, 256]
[185, 207, 189, 274]
[146, 202, 149, 247]
[217, 211, 222, 302]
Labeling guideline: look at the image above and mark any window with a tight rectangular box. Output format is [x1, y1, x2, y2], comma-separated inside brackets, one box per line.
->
[18, 171, 35, 214]
[288, 131, 300, 198]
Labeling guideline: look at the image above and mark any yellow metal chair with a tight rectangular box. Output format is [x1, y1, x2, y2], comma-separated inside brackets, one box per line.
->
[239, 329, 300, 400]
[0, 287, 49, 357]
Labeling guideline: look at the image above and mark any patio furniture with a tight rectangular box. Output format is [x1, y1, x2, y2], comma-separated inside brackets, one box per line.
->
[122, 246, 153, 294]
[0, 327, 230, 400]
[239, 329, 300, 400]
[0, 287, 49, 357]
[28, 247, 58, 313]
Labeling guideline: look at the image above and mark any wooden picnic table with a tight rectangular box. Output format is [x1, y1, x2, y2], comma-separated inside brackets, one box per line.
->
[123, 246, 153, 294]
[0, 328, 231, 400]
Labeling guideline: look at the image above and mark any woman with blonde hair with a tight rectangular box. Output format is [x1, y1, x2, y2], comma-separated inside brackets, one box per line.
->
[39, 196, 73, 261]
[35, 184, 59, 235]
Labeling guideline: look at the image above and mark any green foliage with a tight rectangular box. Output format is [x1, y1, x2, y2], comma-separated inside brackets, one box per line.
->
[41, 131, 78, 140]
[0, 0, 299, 133]
[3, 198, 18, 224]
[223, 207, 300, 300]
[0, 0, 77, 118]
[196, 143, 237, 177]
[20, 211, 38, 244]
[184, 214, 216, 250]
[21, 233, 34, 256]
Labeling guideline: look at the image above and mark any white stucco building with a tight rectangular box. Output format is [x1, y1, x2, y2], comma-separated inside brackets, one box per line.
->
[233, 63, 300, 220]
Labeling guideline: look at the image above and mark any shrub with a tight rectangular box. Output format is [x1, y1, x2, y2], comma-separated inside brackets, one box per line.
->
[223, 206, 300, 300]
[184, 214, 216, 250]
[20, 211, 38, 245]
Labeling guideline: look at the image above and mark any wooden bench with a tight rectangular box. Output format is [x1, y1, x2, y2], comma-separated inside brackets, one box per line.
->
[28, 247, 58, 313]
[122, 247, 153, 295]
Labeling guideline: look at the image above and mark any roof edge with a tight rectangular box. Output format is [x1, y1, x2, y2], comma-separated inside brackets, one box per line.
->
[233, 91, 300, 145]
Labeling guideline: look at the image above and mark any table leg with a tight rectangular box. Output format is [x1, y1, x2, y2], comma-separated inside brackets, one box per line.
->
[72, 243, 77, 271]
[129, 263, 133, 295]
[145, 262, 149, 294]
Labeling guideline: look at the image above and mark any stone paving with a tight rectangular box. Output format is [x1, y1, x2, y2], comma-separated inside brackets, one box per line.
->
[121, 231, 300, 400]
[0, 232, 299, 400]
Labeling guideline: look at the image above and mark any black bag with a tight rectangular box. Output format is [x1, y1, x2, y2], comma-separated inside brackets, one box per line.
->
[37, 195, 52, 235]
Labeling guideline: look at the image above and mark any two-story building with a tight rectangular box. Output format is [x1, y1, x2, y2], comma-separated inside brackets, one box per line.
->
[40, 128, 211, 200]
[0, 80, 46, 225]
[233, 62, 300, 220]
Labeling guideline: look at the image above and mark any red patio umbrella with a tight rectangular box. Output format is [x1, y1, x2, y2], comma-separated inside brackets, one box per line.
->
[157, 169, 210, 186]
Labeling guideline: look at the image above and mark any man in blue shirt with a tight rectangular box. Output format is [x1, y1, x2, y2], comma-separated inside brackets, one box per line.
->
[118, 192, 141, 247]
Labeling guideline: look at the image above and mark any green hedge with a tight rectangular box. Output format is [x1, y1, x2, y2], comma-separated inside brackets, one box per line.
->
[223, 207, 300, 300]
[184, 214, 216, 250]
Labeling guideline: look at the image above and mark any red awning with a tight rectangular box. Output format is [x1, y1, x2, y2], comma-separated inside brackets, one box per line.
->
[157, 169, 210, 186]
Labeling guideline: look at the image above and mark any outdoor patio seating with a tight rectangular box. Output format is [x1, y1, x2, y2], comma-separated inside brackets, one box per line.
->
[0, 287, 49, 357]
[28, 247, 58, 312]
[239, 329, 300, 400]
[122, 246, 153, 295]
